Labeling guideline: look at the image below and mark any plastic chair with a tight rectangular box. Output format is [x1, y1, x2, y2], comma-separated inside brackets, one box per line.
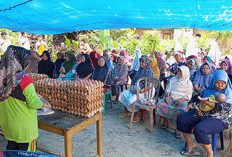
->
[212, 131, 224, 157]
[103, 90, 113, 115]
[184, 131, 224, 157]
[0, 150, 58, 157]
[129, 77, 160, 134]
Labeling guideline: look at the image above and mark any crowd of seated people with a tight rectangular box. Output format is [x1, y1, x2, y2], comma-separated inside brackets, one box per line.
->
[20, 40, 232, 157]
[118, 49, 232, 157]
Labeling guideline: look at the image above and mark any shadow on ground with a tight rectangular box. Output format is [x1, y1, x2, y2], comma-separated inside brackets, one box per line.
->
[0, 101, 231, 157]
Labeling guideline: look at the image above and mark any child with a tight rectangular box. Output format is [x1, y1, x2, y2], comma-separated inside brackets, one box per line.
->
[197, 93, 226, 112]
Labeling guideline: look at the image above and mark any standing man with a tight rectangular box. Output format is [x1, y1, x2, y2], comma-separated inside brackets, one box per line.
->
[0, 32, 12, 55]
[35, 35, 48, 56]
[185, 34, 201, 58]
[18, 32, 30, 50]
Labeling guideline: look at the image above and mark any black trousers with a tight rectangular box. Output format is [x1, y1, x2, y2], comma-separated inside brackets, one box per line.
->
[6, 140, 29, 151]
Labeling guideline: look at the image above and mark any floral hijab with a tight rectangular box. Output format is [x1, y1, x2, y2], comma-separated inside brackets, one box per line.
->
[132, 55, 155, 89]
[0, 46, 31, 101]
[114, 56, 128, 79]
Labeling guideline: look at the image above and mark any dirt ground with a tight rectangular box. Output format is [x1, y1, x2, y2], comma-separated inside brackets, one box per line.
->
[0, 101, 231, 157]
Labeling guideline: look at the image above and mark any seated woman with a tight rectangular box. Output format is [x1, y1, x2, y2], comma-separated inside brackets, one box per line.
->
[38, 51, 55, 78]
[156, 66, 193, 138]
[92, 56, 111, 93]
[220, 59, 232, 82]
[170, 52, 186, 75]
[112, 56, 129, 100]
[76, 54, 94, 79]
[164, 52, 186, 86]
[199, 51, 207, 64]
[119, 55, 156, 122]
[54, 52, 65, 78]
[151, 53, 160, 79]
[177, 70, 232, 157]
[105, 54, 114, 72]
[90, 46, 101, 68]
[203, 56, 212, 63]
[187, 58, 199, 82]
[193, 62, 214, 94]
[155, 51, 166, 71]
[58, 51, 78, 81]
[120, 49, 130, 65]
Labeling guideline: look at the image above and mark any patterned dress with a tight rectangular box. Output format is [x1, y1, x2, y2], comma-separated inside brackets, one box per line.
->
[156, 66, 193, 120]
[119, 55, 156, 112]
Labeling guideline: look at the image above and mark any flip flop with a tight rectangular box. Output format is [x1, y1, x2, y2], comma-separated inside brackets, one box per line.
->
[180, 150, 200, 156]
[160, 124, 168, 129]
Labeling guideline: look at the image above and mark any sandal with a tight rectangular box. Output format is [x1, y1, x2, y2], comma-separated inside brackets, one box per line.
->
[133, 116, 140, 123]
[119, 112, 129, 118]
[180, 150, 200, 156]
[175, 130, 182, 139]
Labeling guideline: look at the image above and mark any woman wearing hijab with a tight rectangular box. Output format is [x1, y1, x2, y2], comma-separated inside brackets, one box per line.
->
[170, 52, 186, 75]
[0, 46, 48, 152]
[111, 48, 118, 64]
[25, 50, 41, 73]
[193, 62, 215, 94]
[203, 56, 212, 63]
[220, 59, 231, 76]
[105, 53, 114, 72]
[163, 52, 186, 89]
[156, 66, 193, 138]
[92, 56, 111, 93]
[155, 51, 166, 70]
[112, 56, 129, 100]
[120, 48, 130, 64]
[151, 55, 160, 79]
[38, 51, 55, 78]
[119, 55, 156, 122]
[58, 51, 78, 81]
[199, 51, 207, 64]
[177, 70, 232, 156]
[129, 49, 141, 79]
[76, 54, 94, 79]
[89, 46, 101, 68]
[187, 58, 199, 82]
[54, 52, 65, 78]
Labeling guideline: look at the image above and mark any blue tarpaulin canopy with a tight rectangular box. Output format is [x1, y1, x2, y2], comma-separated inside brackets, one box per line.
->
[0, 0, 232, 34]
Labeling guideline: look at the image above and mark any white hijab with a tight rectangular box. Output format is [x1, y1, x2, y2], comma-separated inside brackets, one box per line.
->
[131, 49, 141, 71]
[166, 66, 193, 100]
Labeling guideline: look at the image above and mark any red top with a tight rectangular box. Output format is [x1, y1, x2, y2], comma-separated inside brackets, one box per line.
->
[90, 51, 101, 68]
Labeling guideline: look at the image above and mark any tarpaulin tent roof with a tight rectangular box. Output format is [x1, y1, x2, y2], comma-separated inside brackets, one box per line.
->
[0, 0, 232, 34]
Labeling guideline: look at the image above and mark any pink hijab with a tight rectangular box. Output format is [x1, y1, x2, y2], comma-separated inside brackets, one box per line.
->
[155, 51, 166, 69]
[120, 49, 130, 63]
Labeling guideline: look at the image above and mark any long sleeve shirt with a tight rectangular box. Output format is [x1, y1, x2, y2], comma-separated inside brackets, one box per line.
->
[0, 75, 43, 143]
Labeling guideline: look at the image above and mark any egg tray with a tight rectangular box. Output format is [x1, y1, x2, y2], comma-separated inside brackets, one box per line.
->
[27, 73, 49, 82]
[34, 79, 104, 118]
[51, 102, 103, 118]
